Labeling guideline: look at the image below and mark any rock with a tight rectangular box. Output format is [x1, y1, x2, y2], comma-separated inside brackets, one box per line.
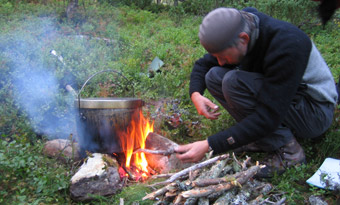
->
[70, 153, 123, 201]
[43, 139, 80, 162]
[145, 132, 191, 173]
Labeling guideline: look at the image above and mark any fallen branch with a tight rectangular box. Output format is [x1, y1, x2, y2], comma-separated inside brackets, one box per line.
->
[149, 154, 230, 187]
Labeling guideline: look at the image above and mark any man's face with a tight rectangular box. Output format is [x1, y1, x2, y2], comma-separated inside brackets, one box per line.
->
[211, 42, 247, 66]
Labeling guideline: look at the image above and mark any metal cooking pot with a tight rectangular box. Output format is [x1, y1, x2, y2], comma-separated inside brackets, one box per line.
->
[75, 70, 143, 156]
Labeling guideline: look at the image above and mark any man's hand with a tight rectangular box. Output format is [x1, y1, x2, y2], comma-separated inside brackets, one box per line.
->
[175, 140, 210, 163]
[191, 92, 221, 120]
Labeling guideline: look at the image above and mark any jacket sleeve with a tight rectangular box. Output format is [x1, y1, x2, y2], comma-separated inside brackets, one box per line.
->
[189, 54, 219, 97]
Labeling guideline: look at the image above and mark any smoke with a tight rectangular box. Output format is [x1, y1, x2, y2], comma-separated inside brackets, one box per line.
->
[3, 17, 78, 139]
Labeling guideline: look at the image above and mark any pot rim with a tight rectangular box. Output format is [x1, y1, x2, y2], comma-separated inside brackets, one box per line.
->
[74, 97, 143, 109]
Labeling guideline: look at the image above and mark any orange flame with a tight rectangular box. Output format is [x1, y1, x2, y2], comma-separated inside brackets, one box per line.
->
[118, 110, 154, 180]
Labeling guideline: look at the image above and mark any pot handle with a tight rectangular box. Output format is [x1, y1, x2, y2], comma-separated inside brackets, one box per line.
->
[77, 69, 134, 111]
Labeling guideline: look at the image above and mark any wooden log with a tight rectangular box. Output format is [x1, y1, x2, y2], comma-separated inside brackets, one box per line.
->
[181, 165, 264, 198]
[150, 154, 230, 187]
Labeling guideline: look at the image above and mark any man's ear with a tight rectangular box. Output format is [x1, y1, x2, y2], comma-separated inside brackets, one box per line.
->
[239, 32, 250, 45]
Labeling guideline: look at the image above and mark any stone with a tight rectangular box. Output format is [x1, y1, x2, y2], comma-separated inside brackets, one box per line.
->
[43, 139, 80, 162]
[145, 132, 191, 173]
[70, 153, 123, 201]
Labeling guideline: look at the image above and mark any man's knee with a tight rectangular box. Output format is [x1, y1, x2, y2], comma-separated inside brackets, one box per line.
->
[221, 70, 240, 95]
[205, 66, 229, 90]
[222, 70, 263, 96]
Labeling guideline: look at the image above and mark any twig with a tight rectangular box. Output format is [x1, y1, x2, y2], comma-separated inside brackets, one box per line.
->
[133, 148, 175, 156]
[143, 182, 177, 200]
[241, 155, 251, 170]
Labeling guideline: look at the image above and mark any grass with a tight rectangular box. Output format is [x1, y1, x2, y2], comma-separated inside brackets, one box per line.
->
[0, 0, 339, 204]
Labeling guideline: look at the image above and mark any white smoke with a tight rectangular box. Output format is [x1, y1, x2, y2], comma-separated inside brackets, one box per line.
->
[3, 18, 77, 139]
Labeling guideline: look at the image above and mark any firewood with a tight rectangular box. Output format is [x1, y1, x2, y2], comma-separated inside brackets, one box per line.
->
[142, 154, 286, 204]
[180, 165, 264, 198]
[133, 148, 175, 156]
[150, 154, 230, 187]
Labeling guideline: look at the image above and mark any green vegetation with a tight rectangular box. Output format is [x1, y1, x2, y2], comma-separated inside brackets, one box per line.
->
[0, 0, 339, 204]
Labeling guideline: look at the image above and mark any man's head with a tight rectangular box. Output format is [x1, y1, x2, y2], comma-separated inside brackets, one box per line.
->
[199, 8, 250, 65]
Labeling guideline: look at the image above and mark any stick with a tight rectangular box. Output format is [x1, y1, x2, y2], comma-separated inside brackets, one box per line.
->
[151, 173, 174, 179]
[133, 148, 175, 156]
[142, 182, 176, 200]
[192, 170, 245, 187]
[150, 154, 230, 187]
[181, 164, 265, 198]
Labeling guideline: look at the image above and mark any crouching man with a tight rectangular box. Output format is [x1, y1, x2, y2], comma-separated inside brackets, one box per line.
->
[175, 7, 338, 178]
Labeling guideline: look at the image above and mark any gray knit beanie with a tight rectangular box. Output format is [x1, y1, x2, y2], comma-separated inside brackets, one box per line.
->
[199, 8, 244, 53]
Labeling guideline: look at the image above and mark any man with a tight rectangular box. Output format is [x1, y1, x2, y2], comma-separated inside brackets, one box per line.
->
[175, 7, 338, 178]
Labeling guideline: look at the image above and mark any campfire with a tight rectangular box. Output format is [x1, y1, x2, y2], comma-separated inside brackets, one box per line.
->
[43, 96, 288, 203]
[116, 110, 155, 181]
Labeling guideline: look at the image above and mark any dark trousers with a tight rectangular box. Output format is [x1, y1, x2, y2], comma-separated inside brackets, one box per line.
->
[205, 67, 335, 151]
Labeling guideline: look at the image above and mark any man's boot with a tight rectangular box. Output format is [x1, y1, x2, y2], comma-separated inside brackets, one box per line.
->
[255, 137, 306, 178]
